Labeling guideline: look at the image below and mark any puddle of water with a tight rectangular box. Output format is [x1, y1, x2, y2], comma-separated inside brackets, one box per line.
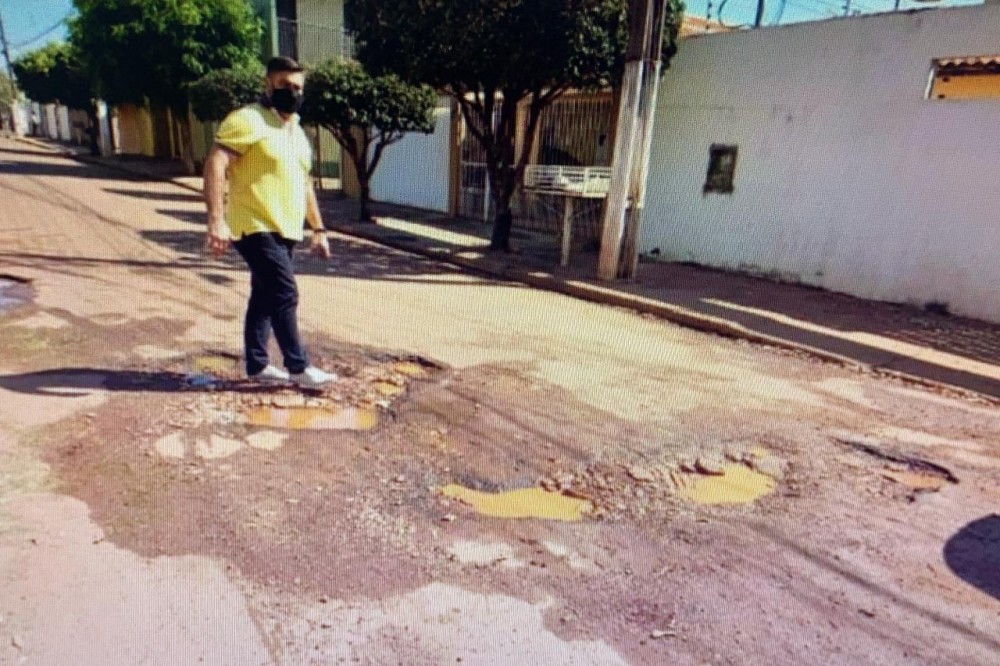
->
[244, 406, 377, 431]
[440, 485, 593, 521]
[677, 464, 777, 505]
[882, 470, 946, 492]
[394, 361, 428, 378]
[0, 278, 30, 313]
[373, 381, 406, 397]
[192, 355, 239, 374]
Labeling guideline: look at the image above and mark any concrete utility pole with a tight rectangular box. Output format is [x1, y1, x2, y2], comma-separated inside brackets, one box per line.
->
[0, 12, 15, 80]
[597, 0, 668, 280]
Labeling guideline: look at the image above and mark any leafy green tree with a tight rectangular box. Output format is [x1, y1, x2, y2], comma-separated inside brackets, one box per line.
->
[347, 0, 682, 251]
[300, 60, 436, 223]
[13, 42, 100, 153]
[189, 66, 263, 122]
[70, 0, 262, 171]
[0, 71, 17, 107]
[0, 72, 17, 134]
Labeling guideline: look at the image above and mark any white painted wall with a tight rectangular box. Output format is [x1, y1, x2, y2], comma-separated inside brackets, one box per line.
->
[643, 4, 1000, 322]
[43, 104, 58, 139]
[56, 106, 72, 141]
[370, 99, 452, 213]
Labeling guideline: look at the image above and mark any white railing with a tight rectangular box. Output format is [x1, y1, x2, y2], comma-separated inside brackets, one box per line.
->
[523, 165, 612, 199]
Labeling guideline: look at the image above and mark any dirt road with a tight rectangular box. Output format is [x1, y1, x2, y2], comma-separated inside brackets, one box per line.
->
[1, 139, 998, 665]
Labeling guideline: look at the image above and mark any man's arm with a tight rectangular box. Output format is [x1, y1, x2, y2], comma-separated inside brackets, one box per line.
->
[305, 185, 331, 259]
[203, 144, 233, 256]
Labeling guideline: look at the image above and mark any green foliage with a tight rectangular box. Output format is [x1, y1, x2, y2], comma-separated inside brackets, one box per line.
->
[0, 72, 17, 107]
[300, 60, 435, 140]
[346, 0, 683, 249]
[189, 66, 263, 122]
[12, 42, 94, 109]
[300, 59, 436, 221]
[70, 0, 262, 112]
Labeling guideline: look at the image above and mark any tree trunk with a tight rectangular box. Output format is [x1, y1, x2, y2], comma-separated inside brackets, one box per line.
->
[489, 180, 515, 251]
[358, 179, 372, 223]
[87, 105, 100, 156]
[178, 117, 196, 176]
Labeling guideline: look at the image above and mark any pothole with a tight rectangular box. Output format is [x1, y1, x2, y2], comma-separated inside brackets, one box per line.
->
[440, 484, 594, 521]
[675, 464, 778, 505]
[244, 405, 378, 431]
[0, 276, 32, 314]
[191, 353, 240, 374]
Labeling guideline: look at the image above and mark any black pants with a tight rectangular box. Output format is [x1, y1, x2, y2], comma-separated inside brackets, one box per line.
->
[233, 232, 309, 375]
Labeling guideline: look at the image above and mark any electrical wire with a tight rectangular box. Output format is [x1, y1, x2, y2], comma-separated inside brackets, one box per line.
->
[10, 14, 71, 50]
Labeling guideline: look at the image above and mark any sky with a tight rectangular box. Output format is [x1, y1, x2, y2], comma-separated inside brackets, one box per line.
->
[0, 0, 987, 73]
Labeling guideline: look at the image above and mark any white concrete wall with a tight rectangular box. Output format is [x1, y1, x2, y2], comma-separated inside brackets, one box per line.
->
[42, 104, 58, 139]
[370, 99, 452, 213]
[643, 4, 1000, 322]
[56, 106, 72, 141]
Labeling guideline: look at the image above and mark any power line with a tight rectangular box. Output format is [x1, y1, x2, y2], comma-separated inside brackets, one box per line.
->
[10, 14, 71, 51]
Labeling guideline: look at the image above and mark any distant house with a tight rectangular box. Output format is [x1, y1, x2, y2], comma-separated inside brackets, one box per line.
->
[641, 0, 1000, 322]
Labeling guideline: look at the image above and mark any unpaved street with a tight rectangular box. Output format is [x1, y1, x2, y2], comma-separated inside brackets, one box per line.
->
[1, 139, 998, 665]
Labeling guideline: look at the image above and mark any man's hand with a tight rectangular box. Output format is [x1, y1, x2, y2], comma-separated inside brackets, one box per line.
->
[310, 230, 331, 260]
[205, 218, 232, 257]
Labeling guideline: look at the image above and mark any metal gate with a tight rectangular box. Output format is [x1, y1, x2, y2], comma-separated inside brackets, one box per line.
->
[456, 93, 615, 239]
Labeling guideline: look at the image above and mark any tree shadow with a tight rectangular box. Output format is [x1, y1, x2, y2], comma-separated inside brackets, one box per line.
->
[104, 187, 203, 202]
[944, 515, 1000, 601]
[0, 367, 284, 396]
[155, 208, 206, 225]
[138, 229, 521, 287]
[0, 158, 150, 181]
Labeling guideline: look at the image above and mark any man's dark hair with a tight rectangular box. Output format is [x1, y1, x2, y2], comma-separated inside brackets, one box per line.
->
[266, 56, 304, 75]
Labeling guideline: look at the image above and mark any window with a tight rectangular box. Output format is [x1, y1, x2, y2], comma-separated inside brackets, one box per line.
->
[704, 144, 737, 194]
[928, 56, 1000, 100]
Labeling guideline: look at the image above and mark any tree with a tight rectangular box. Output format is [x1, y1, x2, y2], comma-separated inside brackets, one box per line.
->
[347, 0, 683, 251]
[13, 42, 100, 153]
[0, 71, 16, 107]
[300, 60, 436, 223]
[189, 66, 262, 122]
[70, 0, 262, 171]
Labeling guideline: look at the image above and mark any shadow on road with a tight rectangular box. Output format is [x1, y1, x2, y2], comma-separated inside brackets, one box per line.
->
[944, 515, 1000, 602]
[0, 368, 285, 396]
[104, 187, 202, 202]
[139, 229, 520, 287]
[0, 159, 145, 181]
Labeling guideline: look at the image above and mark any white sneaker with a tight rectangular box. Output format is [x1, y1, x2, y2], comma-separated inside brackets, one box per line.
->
[290, 366, 338, 389]
[248, 364, 291, 383]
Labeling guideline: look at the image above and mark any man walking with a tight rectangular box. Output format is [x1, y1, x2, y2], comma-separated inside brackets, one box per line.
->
[203, 56, 337, 389]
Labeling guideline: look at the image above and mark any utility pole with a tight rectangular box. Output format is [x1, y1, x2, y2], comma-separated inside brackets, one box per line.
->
[754, 0, 766, 27]
[0, 11, 15, 80]
[597, 0, 668, 280]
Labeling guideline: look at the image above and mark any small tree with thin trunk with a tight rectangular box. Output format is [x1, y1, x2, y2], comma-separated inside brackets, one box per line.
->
[347, 0, 682, 252]
[300, 60, 436, 223]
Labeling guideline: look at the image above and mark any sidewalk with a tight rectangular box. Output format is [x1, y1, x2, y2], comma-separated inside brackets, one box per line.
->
[20, 136, 1000, 402]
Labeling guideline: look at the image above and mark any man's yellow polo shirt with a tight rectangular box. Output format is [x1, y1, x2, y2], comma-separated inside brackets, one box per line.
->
[215, 103, 312, 242]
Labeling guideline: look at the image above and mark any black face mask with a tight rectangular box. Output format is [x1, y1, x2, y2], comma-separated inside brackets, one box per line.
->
[269, 87, 303, 114]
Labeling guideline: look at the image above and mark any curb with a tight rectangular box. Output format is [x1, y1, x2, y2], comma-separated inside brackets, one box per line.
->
[15, 135, 998, 405]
